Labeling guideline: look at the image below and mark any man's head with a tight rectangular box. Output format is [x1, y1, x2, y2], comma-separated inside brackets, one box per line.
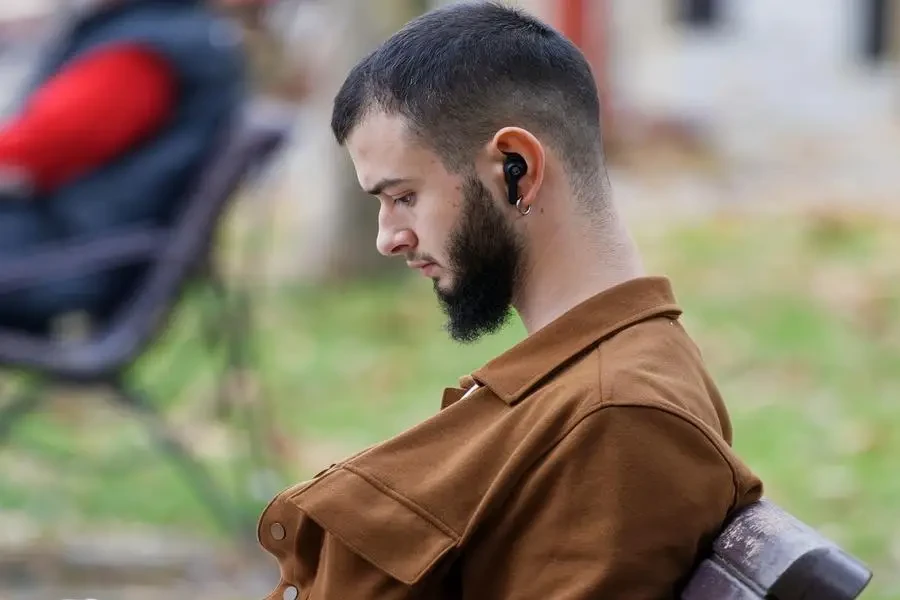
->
[332, 2, 606, 342]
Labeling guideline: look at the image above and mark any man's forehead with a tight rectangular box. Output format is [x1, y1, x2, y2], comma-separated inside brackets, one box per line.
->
[346, 112, 435, 190]
[347, 112, 413, 160]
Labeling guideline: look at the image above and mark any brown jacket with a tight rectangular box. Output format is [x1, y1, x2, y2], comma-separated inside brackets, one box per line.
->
[258, 277, 763, 599]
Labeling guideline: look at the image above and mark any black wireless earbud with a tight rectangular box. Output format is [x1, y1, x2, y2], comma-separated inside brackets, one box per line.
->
[502, 152, 527, 207]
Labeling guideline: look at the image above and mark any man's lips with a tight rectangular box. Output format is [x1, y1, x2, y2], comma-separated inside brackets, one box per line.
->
[408, 261, 438, 277]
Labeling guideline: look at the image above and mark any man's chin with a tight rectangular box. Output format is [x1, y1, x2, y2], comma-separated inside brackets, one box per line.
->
[432, 277, 454, 297]
[437, 295, 515, 345]
[444, 310, 515, 344]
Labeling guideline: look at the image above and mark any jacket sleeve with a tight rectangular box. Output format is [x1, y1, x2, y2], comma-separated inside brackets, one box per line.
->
[0, 43, 177, 195]
[461, 405, 760, 599]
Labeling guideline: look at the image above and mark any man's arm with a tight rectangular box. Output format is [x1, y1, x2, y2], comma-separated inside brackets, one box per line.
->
[462, 405, 761, 599]
[0, 43, 177, 196]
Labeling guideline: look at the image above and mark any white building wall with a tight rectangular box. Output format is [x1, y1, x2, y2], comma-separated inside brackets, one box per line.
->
[607, 0, 899, 212]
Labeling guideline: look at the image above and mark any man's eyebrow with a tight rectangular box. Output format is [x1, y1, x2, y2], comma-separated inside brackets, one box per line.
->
[365, 177, 411, 196]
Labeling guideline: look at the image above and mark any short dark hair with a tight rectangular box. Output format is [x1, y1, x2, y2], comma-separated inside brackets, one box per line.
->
[331, 1, 604, 196]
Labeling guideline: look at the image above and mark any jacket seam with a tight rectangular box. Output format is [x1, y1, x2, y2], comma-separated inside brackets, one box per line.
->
[290, 466, 458, 585]
[596, 344, 741, 510]
[342, 463, 462, 541]
[487, 307, 681, 403]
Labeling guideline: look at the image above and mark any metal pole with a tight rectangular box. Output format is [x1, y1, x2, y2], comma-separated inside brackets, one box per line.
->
[556, 0, 614, 151]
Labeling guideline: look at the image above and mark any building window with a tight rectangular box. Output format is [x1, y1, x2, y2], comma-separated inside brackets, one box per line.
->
[677, 0, 721, 28]
[861, 0, 892, 63]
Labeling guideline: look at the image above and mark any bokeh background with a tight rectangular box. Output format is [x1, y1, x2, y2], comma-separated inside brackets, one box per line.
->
[0, 0, 898, 598]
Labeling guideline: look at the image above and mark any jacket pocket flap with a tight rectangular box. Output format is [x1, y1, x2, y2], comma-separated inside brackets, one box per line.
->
[288, 465, 458, 586]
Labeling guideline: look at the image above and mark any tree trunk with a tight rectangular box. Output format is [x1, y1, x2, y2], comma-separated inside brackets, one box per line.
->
[258, 0, 423, 284]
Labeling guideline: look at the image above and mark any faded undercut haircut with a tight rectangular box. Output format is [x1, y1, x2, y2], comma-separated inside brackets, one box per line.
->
[331, 1, 606, 203]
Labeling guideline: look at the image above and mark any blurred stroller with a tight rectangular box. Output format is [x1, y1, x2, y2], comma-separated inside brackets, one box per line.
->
[0, 0, 294, 534]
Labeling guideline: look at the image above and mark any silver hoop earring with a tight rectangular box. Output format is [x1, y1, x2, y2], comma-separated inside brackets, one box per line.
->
[516, 196, 531, 216]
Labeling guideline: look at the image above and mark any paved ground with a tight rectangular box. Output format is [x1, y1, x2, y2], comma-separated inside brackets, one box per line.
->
[0, 528, 279, 599]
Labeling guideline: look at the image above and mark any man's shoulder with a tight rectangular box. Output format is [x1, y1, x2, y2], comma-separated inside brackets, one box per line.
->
[586, 315, 733, 435]
[567, 315, 762, 495]
[523, 312, 750, 474]
[524, 315, 715, 415]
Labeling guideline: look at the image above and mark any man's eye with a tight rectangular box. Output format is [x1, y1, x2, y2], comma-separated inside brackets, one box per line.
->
[395, 193, 416, 206]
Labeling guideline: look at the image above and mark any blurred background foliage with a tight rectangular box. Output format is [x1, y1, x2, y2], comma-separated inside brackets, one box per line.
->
[0, 0, 898, 598]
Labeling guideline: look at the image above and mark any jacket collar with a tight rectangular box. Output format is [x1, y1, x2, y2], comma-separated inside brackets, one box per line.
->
[468, 276, 682, 405]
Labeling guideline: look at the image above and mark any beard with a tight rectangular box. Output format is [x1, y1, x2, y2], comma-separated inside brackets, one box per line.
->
[436, 176, 525, 344]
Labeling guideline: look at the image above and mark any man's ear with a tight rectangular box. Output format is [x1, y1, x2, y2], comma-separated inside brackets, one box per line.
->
[483, 127, 545, 214]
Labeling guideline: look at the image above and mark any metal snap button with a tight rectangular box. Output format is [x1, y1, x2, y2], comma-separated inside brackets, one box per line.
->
[270, 522, 286, 541]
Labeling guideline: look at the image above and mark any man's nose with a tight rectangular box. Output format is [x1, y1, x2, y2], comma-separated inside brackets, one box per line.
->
[376, 223, 417, 257]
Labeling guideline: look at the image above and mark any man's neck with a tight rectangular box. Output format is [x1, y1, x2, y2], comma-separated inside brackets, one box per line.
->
[514, 213, 645, 335]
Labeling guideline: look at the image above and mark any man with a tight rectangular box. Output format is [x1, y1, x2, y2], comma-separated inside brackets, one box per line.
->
[258, 3, 763, 598]
[0, 0, 244, 331]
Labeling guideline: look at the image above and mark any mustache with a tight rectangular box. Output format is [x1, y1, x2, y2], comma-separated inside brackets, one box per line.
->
[406, 253, 439, 265]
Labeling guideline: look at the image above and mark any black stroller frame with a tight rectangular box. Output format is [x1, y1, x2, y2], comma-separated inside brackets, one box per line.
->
[0, 98, 294, 536]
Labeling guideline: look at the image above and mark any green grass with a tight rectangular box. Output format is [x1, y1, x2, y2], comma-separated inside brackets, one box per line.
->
[0, 210, 898, 598]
